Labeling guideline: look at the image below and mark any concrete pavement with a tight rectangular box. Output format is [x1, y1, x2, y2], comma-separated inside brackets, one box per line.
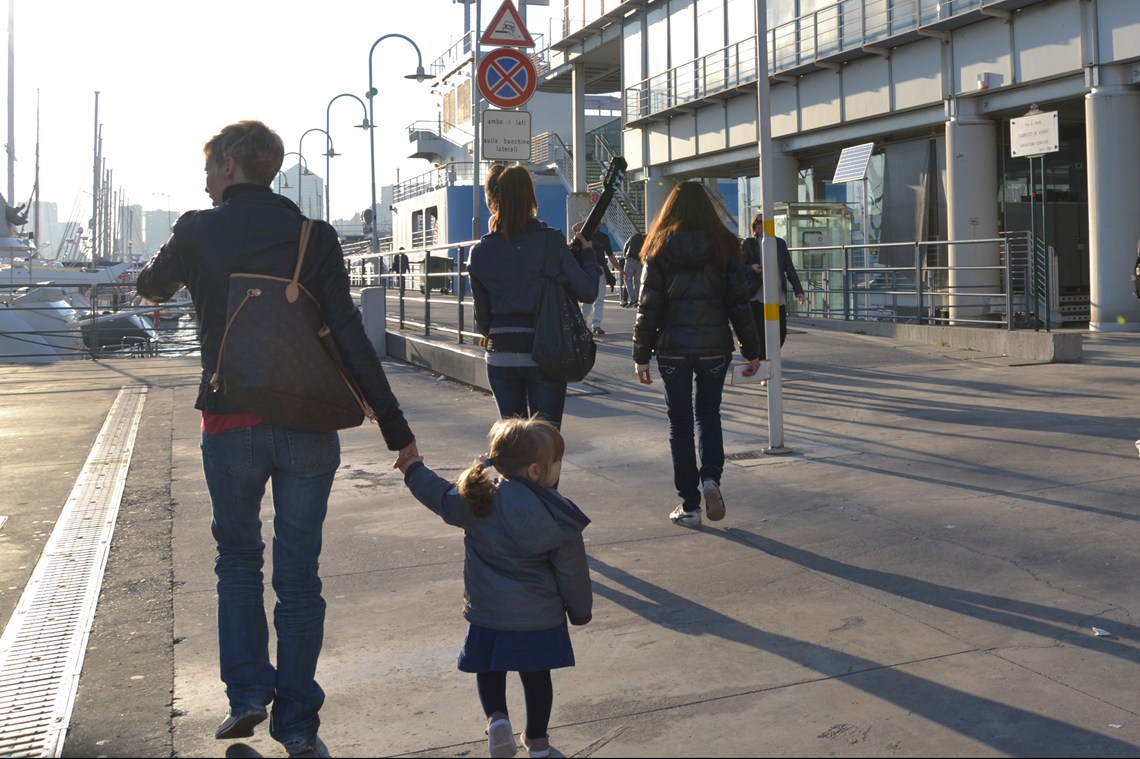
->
[4, 318, 1140, 758]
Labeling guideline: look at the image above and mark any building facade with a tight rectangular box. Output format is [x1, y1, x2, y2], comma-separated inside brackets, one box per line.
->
[538, 0, 1140, 332]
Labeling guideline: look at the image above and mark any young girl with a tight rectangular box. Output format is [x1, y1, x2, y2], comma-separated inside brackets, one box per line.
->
[398, 416, 592, 758]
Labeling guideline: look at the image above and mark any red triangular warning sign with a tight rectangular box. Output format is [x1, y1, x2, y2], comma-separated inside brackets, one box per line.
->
[480, 0, 535, 48]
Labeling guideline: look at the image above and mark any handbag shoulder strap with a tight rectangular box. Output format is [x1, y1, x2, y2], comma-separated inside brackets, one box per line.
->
[286, 218, 314, 303]
[541, 229, 563, 278]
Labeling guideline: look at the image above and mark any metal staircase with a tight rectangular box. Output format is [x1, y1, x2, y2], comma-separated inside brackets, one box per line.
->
[533, 121, 645, 249]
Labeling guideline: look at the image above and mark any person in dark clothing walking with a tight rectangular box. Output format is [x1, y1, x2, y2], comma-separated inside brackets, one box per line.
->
[740, 212, 806, 359]
[620, 232, 645, 308]
[136, 120, 418, 759]
[633, 182, 761, 528]
[467, 164, 600, 429]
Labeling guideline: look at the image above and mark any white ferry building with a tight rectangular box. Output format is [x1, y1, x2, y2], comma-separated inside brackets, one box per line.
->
[393, 0, 1140, 333]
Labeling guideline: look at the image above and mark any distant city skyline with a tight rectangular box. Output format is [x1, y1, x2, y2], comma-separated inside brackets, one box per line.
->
[3, 1, 542, 241]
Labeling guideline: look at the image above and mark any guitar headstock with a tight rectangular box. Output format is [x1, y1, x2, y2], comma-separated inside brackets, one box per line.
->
[601, 156, 628, 195]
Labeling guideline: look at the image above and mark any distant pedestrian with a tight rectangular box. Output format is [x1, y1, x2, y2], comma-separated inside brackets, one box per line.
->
[398, 415, 592, 759]
[467, 164, 600, 429]
[740, 212, 806, 360]
[573, 221, 621, 335]
[136, 119, 419, 759]
[633, 181, 761, 528]
[393, 247, 410, 291]
[620, 231, 645, 308]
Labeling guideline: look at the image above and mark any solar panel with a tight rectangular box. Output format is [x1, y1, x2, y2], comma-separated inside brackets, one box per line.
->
[832, 142, 874, 183]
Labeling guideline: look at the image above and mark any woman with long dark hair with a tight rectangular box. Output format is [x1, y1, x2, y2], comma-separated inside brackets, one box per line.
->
[468, 164, 600, 429]
[633, 181, 761, 527]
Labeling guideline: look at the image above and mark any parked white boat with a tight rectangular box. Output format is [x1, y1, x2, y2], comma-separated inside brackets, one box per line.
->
[0, 251, 134, 287]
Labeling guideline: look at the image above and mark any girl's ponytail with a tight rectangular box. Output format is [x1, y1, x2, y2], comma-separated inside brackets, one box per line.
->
[457, 459, 497, 518]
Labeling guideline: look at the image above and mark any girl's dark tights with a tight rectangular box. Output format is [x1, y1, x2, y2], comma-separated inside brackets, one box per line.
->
[476, 670, 554, 739]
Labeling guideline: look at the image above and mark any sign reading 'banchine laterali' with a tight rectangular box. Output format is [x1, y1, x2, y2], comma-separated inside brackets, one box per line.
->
[482, 109, 531, 160]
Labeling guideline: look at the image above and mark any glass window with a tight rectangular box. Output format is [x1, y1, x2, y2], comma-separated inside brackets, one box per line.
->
[670, 0, 696, 71]
[725, 0, 754, 46]
[646, 2, 669, 76]
[623, 14, 643, 85]
[696, 0, 724, 57]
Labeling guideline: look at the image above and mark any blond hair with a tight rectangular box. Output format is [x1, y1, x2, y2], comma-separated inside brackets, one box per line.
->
[456, 415, 565, 517]
[203, 120, 284, 186]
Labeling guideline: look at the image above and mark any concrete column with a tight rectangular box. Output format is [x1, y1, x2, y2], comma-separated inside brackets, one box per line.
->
[1086, 73, 1140, 332]
[572, 63, 586, 193]
[642, 174, 675, 230]
[565, 63, 591, 236]
[769, 151, 799, 208]
[360, 286, 387, 357]
[945, 98, 1000, 323]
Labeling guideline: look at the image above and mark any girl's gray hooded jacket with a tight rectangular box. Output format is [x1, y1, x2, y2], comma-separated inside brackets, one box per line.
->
[404, 461, 592, 631]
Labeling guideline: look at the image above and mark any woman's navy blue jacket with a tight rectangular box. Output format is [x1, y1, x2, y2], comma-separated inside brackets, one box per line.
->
[467, 219, 600, 336]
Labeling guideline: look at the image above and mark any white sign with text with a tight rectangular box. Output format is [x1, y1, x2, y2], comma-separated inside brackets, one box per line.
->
[482, 109, 531, 160]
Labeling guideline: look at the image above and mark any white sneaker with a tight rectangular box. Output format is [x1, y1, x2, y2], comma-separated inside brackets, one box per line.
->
[1135, 440, 1140, 458]
[702, 480, 725, 521]
[669, 504, 702, 527]
[486, 714, 517, 758]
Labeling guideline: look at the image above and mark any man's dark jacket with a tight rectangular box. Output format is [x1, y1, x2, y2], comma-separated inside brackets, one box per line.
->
[740, 234, 804, 300]
[136, 184, 413, 451]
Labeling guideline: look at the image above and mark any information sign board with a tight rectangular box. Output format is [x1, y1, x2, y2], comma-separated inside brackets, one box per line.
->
[482, 109, 532, 160]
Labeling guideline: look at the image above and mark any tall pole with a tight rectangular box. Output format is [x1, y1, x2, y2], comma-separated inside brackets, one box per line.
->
[325, 93, 370, 223]
[7, 0, 14, 204]
[755, 0, 787, 452]
[92, 94, 100, 263]
[366, 33, 432, 253]
[298, 128, 333, 220]
[472, 1, 482, 240]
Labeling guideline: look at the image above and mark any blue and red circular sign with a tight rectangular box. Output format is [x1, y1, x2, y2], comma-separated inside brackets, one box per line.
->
[477, 48, 537, 109]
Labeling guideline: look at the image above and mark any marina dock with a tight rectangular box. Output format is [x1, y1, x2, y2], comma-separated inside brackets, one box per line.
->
[3, 319, 1140, 758]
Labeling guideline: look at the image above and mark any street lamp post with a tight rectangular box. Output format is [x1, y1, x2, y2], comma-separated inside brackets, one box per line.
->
[325, 93, 372, 223]
[282, 152, 310, 207]
[298, 129, 334, 219]
[366, 34, 435, 253]
[151, 192, 172, 255]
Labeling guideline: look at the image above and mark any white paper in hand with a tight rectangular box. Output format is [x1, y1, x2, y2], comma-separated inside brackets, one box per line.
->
[730, 360, 771, 385]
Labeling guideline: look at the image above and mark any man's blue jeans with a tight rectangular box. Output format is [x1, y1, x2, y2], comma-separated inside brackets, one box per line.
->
[201, 422, 339, 748]
[656, 354, 730, 509]
[486, 363, 568, 429]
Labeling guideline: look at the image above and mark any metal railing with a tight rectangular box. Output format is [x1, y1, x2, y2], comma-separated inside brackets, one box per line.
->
[333, 231, 1056, 361]
[789, 232, 1050, 329]
[344, 239, 483, 346]
[620, 0, 997, 125]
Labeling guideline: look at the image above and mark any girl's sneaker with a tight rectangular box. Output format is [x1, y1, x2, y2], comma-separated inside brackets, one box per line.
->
[521, 733, 551, 758]
[486, 713, 517, 758]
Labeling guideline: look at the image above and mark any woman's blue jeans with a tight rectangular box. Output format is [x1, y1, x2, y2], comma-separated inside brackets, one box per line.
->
[201, 422, 339, 748]
[486, 363, 568, 429]
[656, 354, 730, 509]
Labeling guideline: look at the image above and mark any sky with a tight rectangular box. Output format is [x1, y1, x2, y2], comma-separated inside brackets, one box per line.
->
[1, 0, 551, 228]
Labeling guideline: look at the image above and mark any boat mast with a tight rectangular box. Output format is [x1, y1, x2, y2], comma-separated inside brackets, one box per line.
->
[33, 87, 38, 253]
[92, 92, 100, 263]
[7, 0, 15, 203]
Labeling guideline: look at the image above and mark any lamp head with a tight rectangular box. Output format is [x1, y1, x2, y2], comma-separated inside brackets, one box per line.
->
[357, 118, 373, 130]
[406, 66, 434, 83]
[326, 149, 340, 158]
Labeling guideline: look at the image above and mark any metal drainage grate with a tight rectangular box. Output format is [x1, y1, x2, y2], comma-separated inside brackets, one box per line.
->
[0, 386, 146, 758]
[726, 450, 766, 461]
